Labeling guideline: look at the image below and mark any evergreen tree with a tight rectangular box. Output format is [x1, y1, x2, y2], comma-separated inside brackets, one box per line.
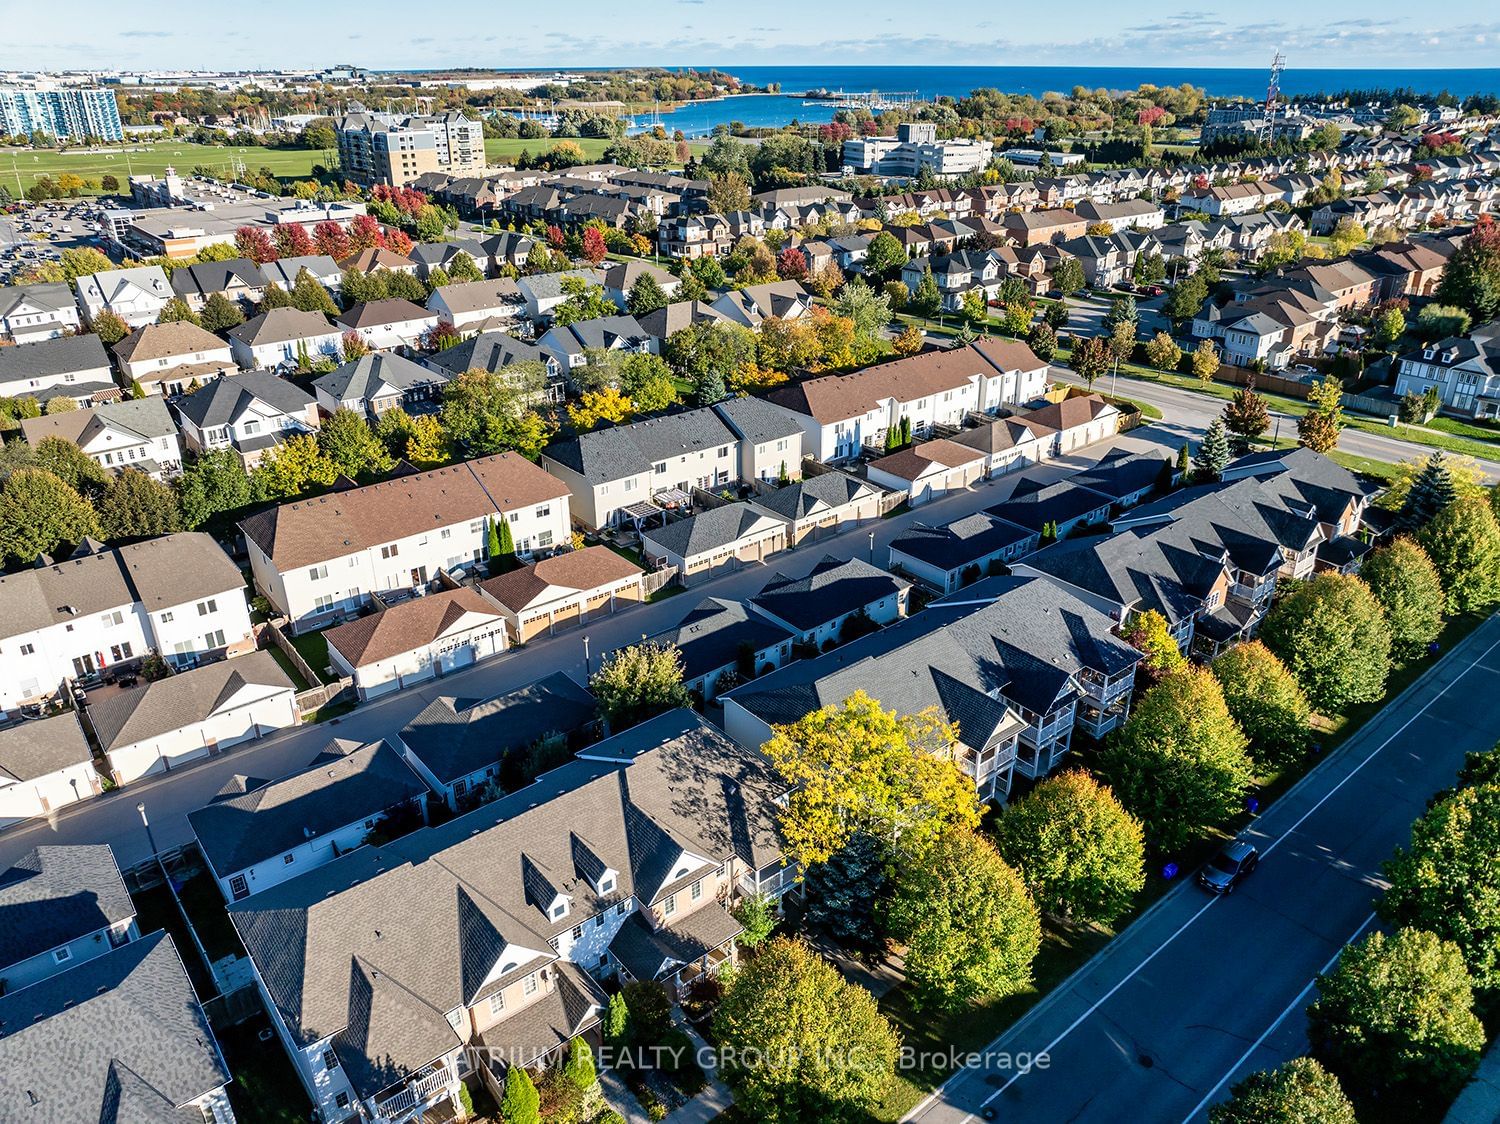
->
[129, 378, 146, 400]
[1397, 451, 1457, 534]
[496, 516, 516, 569]
[603, 992, 629, 1044]
[486, 517, 502, 559]
[257, 283, 294, 313]
[801, 832, 890, 951]
[562, 1037, 598, 1093]
[1176, 441, 1190, 481]
[1192, 418, 1231, 481]
[626, 273, 670, 316]
[290, 269, 339, 315]
[96, 468, 181, 540]
[498, 1063, 541, 1124]
[199, 292, 245, 333]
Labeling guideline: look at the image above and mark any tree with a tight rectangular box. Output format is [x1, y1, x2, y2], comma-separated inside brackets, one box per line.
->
[1193, 418, 1231, 481]
[0, 468, 100, 564]
[1144, 330, 1181, 372]
[1396, 451, 1457, 534]
[1164, 273, 1208, 324]
[1052, 257, 1085, 296]
[1372, 305, 1406, 349]
[234, 225, 277, 265]
[1070, 335, 1110, 389]
[1328, 217, 1367, 258]
[568, 387, 633, 431]
[714, 937, 900, 1124]
[317, 408, 393, 481]
[551, 279, 616, 327]
[581, 226, 607, 266]
[801, 832, 891, 951]
[1211, 641, 1311, 769]
[1383, 783, 1500, 989]
[1028, 321, 1058, 361]
[96, 469, 181, 540]
[1420, 496, 1500, 614]
[1209, 1058, 1357, 1124]
[603, 992, 629, 1044]
[1222, 386, 1270, 453]
[290, 269, 338, 315]
[1096, 668, 1254, 853]
[33, 436, 109, 496]
[731, 893, 778, 948]
[156, 297, 200, 327]
[1262, 573, 1391, 714]
[993, 770, 1145, 924]
[440, 367, 554, 459]
[626, 273, 669, 316]
[908, 267, 942, 318]
[498, 1062, 541, 1124]
[589, 642, 693, 732]
[256, 283, 293, 313]
[89, 309, 129, 346]
[707, 170, 752, 214]
[762, 691, 980, 867]
[863, 231, 907, 279]
[562, 1037, 598, 1096]
[1297, 376, 1344, 453]
[495, 516, 515, 568]
[1308, 928, 1484, 1120]
[1436, 215, 1500, 322]
[272, 223, 314, 258]
[250, 433, 338, 501]
[1190, 338, 1221, 382]
[1360, 537, 1446, 658]
[611, 353, 676, 413]
[447, 251, 481, 283]
[831, 278, 893, 362]
[1414, 303, 1472, 341]
[1123, 608, 1187, 684]
[886, 828, 1041, 1011]
[178, 449, 252, 529]
[198, 292, 244, 333]
[892, 323, 924, 356]
[999, 300, 1033, 337]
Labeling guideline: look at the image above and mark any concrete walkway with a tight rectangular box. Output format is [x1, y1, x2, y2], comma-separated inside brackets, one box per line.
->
[599, 1068, 653, 1124]
[1445, 1038, 1500, 1124]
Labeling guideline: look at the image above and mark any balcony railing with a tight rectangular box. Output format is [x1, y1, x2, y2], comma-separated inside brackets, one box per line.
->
[372, 1065, 456, 1122]
[739, 863, 798, 899]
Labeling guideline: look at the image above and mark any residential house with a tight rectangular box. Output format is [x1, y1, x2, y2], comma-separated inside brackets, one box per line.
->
[538, 313, 652, 380]
[0, 534, 255, 710]
[713, 394, 806, 483]
[425, 330, 564, 404]
[240, 453, 573, 632]
[393, 673, 597, 811]
[478, 546, 645, 643]
[641, 597, 795, 702]
[230, 708, 784, 1123]
[1074, 198, 1166, 231]
[313, 352, 450, 419]
[337, 246, 420, 277]
[636, 299, 730, 352]
[189, 738, 429, 902]
[75, 265, 173, 328]
[867, 438, 988, 505]
[1395, 324, 1500, 418]
[749, 555, 910, 651]
[710, 281, 814, 329]
[0, 845, 138, 993]
[1053, 234, 1127, 288]
[426, 278, 526, 332]
[0, 712, 100, 828]
[659, 212, 732, 259]
[325, 588, 510, 700]
[0, 928, 235, 1122]
[336, 298, 440, 351]
[516, 268, 607, 323]
[174, 370, 320, 468]
[1069, 448, 1172, 510]
[747, 471, 884, 546]
[170, 257, 268, 312]
[88, 649, 299, 784]
[1179, 180, 1283, 217]
[112, 321, 236, 396]
[20, 396, 182, 477]
[1016, 394, 1121, 455]
[602, 260, 681, 310]
[0, 281, 81, 343]
[988, 479, 1114, 539]
[0, 332, 115, 404]
[1002, 209, 1088, 247]
[408, 240, 493, 282]
[227, 306, 343, 370]
[640, 504, 789, 584]
[260, 254, 343, 297]
[539, 407, 740, 530]
[947, 413, 1055, 476]
[887, 512, 1039, 594]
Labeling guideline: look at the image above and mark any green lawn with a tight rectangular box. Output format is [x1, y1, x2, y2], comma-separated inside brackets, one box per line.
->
[216, 1015, 316, 1124]
[0, 143, 328, 194]
[129, 883, 216, 1000]
[287, 630, 335, 683]
[175, 872, 246, 963]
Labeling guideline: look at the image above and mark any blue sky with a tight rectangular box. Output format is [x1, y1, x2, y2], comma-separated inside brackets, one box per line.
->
[3, 1, 1497, 71]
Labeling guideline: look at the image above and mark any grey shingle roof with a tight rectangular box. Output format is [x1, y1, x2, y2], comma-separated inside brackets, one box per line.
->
[751, 555, 909, 633]
[313, 352, 445, 404]
[426, 329, 550, 375]
[397, 672, 597, 785]
[750, 472, 877, 521]
[188, 739, 427, 879]
[21, 396, 177, 450]
[987, 481, 1114, 533]
[889, 512, 1035, 572]
[0, 332, 110, 387]
[475, 960, 604, 1068]
[543, 406, 736, 484]
[713, 395, 803, 445]
[227, 306, 337, 347]
[0, 711, 92, 783]
[645, 597, 794, 681]
[88, 650, 295, 752]
[0, 931, 229, 1121]
[1070, 448, 1172, 502]
[0, 281, 75, 319]
[174, 370, 315, 428]
[642, 504, 784, 561]
[0, 845, 134, 968]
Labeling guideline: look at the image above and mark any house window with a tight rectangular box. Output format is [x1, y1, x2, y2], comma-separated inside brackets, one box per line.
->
[17, 643, 33, 656]
[615, 900, 629, 916]
[523, 975, 538, 996]
[690, 880, 703, 902]
[100, 610, 123, 627]
[229, 875, 249, 900]
[323, 1050, 339, 1072]
[663, 894, 677, 917]
[204, 630, 225, 648]
[159, 612, 172, 624]
[441, 528, 451, 540]
[488, 992, 505, 1015]
[110, 643, 133, 662]
[308, 565, 328, 581]
[314, 595, 334, 613]
[599, 875, 614, 895]
[537, 531, 553, 549]
[381, 544, 399, 559]
[335, 1093, 350, 1110]
[572, 924, 583, 940]
[535, 504, 550, 519]
[283, 854, 295, 865]
[53, 947, 71, 964]
[550, 901, 568, 920]
[197, 599, 217, 616]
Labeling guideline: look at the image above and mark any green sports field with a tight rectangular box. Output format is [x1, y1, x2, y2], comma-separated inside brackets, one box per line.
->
[0, 142, 330, 194]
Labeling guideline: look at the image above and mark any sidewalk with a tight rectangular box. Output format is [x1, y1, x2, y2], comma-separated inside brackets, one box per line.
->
[1445, 1038, 1500, 1124]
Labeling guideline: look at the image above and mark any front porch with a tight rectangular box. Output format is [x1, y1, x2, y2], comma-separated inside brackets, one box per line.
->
[609, 902, 743, 999]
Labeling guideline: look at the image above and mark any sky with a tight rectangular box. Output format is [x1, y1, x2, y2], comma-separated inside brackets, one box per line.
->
[2, 1, 1497, 72]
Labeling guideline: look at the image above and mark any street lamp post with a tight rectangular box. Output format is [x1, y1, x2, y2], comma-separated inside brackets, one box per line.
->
[582, 635, 591, 677]
[868, 530, 876, 564]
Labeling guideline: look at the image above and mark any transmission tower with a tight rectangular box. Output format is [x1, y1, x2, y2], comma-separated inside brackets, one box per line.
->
[1262, 51, 1286, 145]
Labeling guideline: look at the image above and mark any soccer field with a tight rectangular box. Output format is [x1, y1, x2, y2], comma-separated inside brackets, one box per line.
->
[0, 143, 330, 194]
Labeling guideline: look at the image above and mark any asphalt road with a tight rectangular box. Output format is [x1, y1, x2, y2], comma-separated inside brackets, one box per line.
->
[907, 611, 1500, 1124]
[0, 434, 1166, 873]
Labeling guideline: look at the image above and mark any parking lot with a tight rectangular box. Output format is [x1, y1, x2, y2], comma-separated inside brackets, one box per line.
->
[0, 198, 114, 284]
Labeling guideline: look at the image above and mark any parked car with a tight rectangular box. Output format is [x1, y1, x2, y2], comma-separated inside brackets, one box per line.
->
[1197, 839, 1259, 894]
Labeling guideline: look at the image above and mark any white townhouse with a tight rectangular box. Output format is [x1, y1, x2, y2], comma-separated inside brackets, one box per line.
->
[0, 281, 82, 343]
[0, 846, 139, 994]
[335, 298, 440, 351]
[174, 370, 320, 469]
[20, 396, 183, 478]
[112, 320, 236, 396]
[74, 265, 174, 328]
[0, 332, 115, 405]
[426, 278, 526, 332]
[89, 650, 299, 784]
[0, 712, 102, 828]
[713, 394, 807, 484]
[227, 306, 344, 370]
[764, 338, 1050, 463]
[240, 453, 573, 633]
[0, 534, 256, 712]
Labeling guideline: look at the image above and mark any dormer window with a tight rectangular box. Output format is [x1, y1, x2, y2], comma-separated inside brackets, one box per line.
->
[598, 875, 615, 895]
[550, 899, 568, 921]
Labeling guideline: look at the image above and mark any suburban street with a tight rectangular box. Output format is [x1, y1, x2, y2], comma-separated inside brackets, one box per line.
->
[906, 611, 1500, 1124]
[0, 432, 1173, 873]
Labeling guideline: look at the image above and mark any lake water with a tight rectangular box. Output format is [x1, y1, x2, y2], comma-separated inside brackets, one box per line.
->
[620, 64, 1500, 137]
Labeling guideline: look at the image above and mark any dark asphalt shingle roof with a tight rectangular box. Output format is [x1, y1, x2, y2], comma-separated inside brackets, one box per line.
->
[642, 504, 785, 561]
[889, 512, 1036, 572]
[543, 406, 737, 484]
[750, 555, 909, 632]
[987, 481, 1115, 533]
[750, 472, 878, 521]
[426, 329, 552, 375]
[713, 395, 803, 446]
[645, 598, 795, 680]
[0, 333, 110, 387]
[314, 351, 445, 404]
[174, 370, 315, 428]
[0, 711, 92, 783]
[0, 845, 134, 968]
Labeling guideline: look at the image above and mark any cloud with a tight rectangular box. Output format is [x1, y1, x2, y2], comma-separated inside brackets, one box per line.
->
[120, 30, 173, 38]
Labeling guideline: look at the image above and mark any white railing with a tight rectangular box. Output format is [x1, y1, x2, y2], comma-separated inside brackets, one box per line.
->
[373, 1067, 455, 1121]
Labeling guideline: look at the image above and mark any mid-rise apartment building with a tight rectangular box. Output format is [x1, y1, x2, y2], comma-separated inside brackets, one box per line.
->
[0, 86, 123, 141]
[336, 109, 485, 186]
[843, 122, 993, 178]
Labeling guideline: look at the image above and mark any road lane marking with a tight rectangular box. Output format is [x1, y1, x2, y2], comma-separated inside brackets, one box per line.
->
[919, 625, 1500, 1124]
[1176, 910, 1378, 1123]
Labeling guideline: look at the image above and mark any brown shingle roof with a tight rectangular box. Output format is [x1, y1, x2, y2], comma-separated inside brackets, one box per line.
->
[239, 453, 571, 569]
[970, 336, 1048, 373]
[1019, 393, 1116, 432]
[111, 321, 227, 363]
[324, 589, 504, 668]
[336, 299, 434, 329]
[479, 546, 642, 612]
[869, 438, 985, 481]
[766, 346, 997, 425]
[336, 247, 416, 272]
